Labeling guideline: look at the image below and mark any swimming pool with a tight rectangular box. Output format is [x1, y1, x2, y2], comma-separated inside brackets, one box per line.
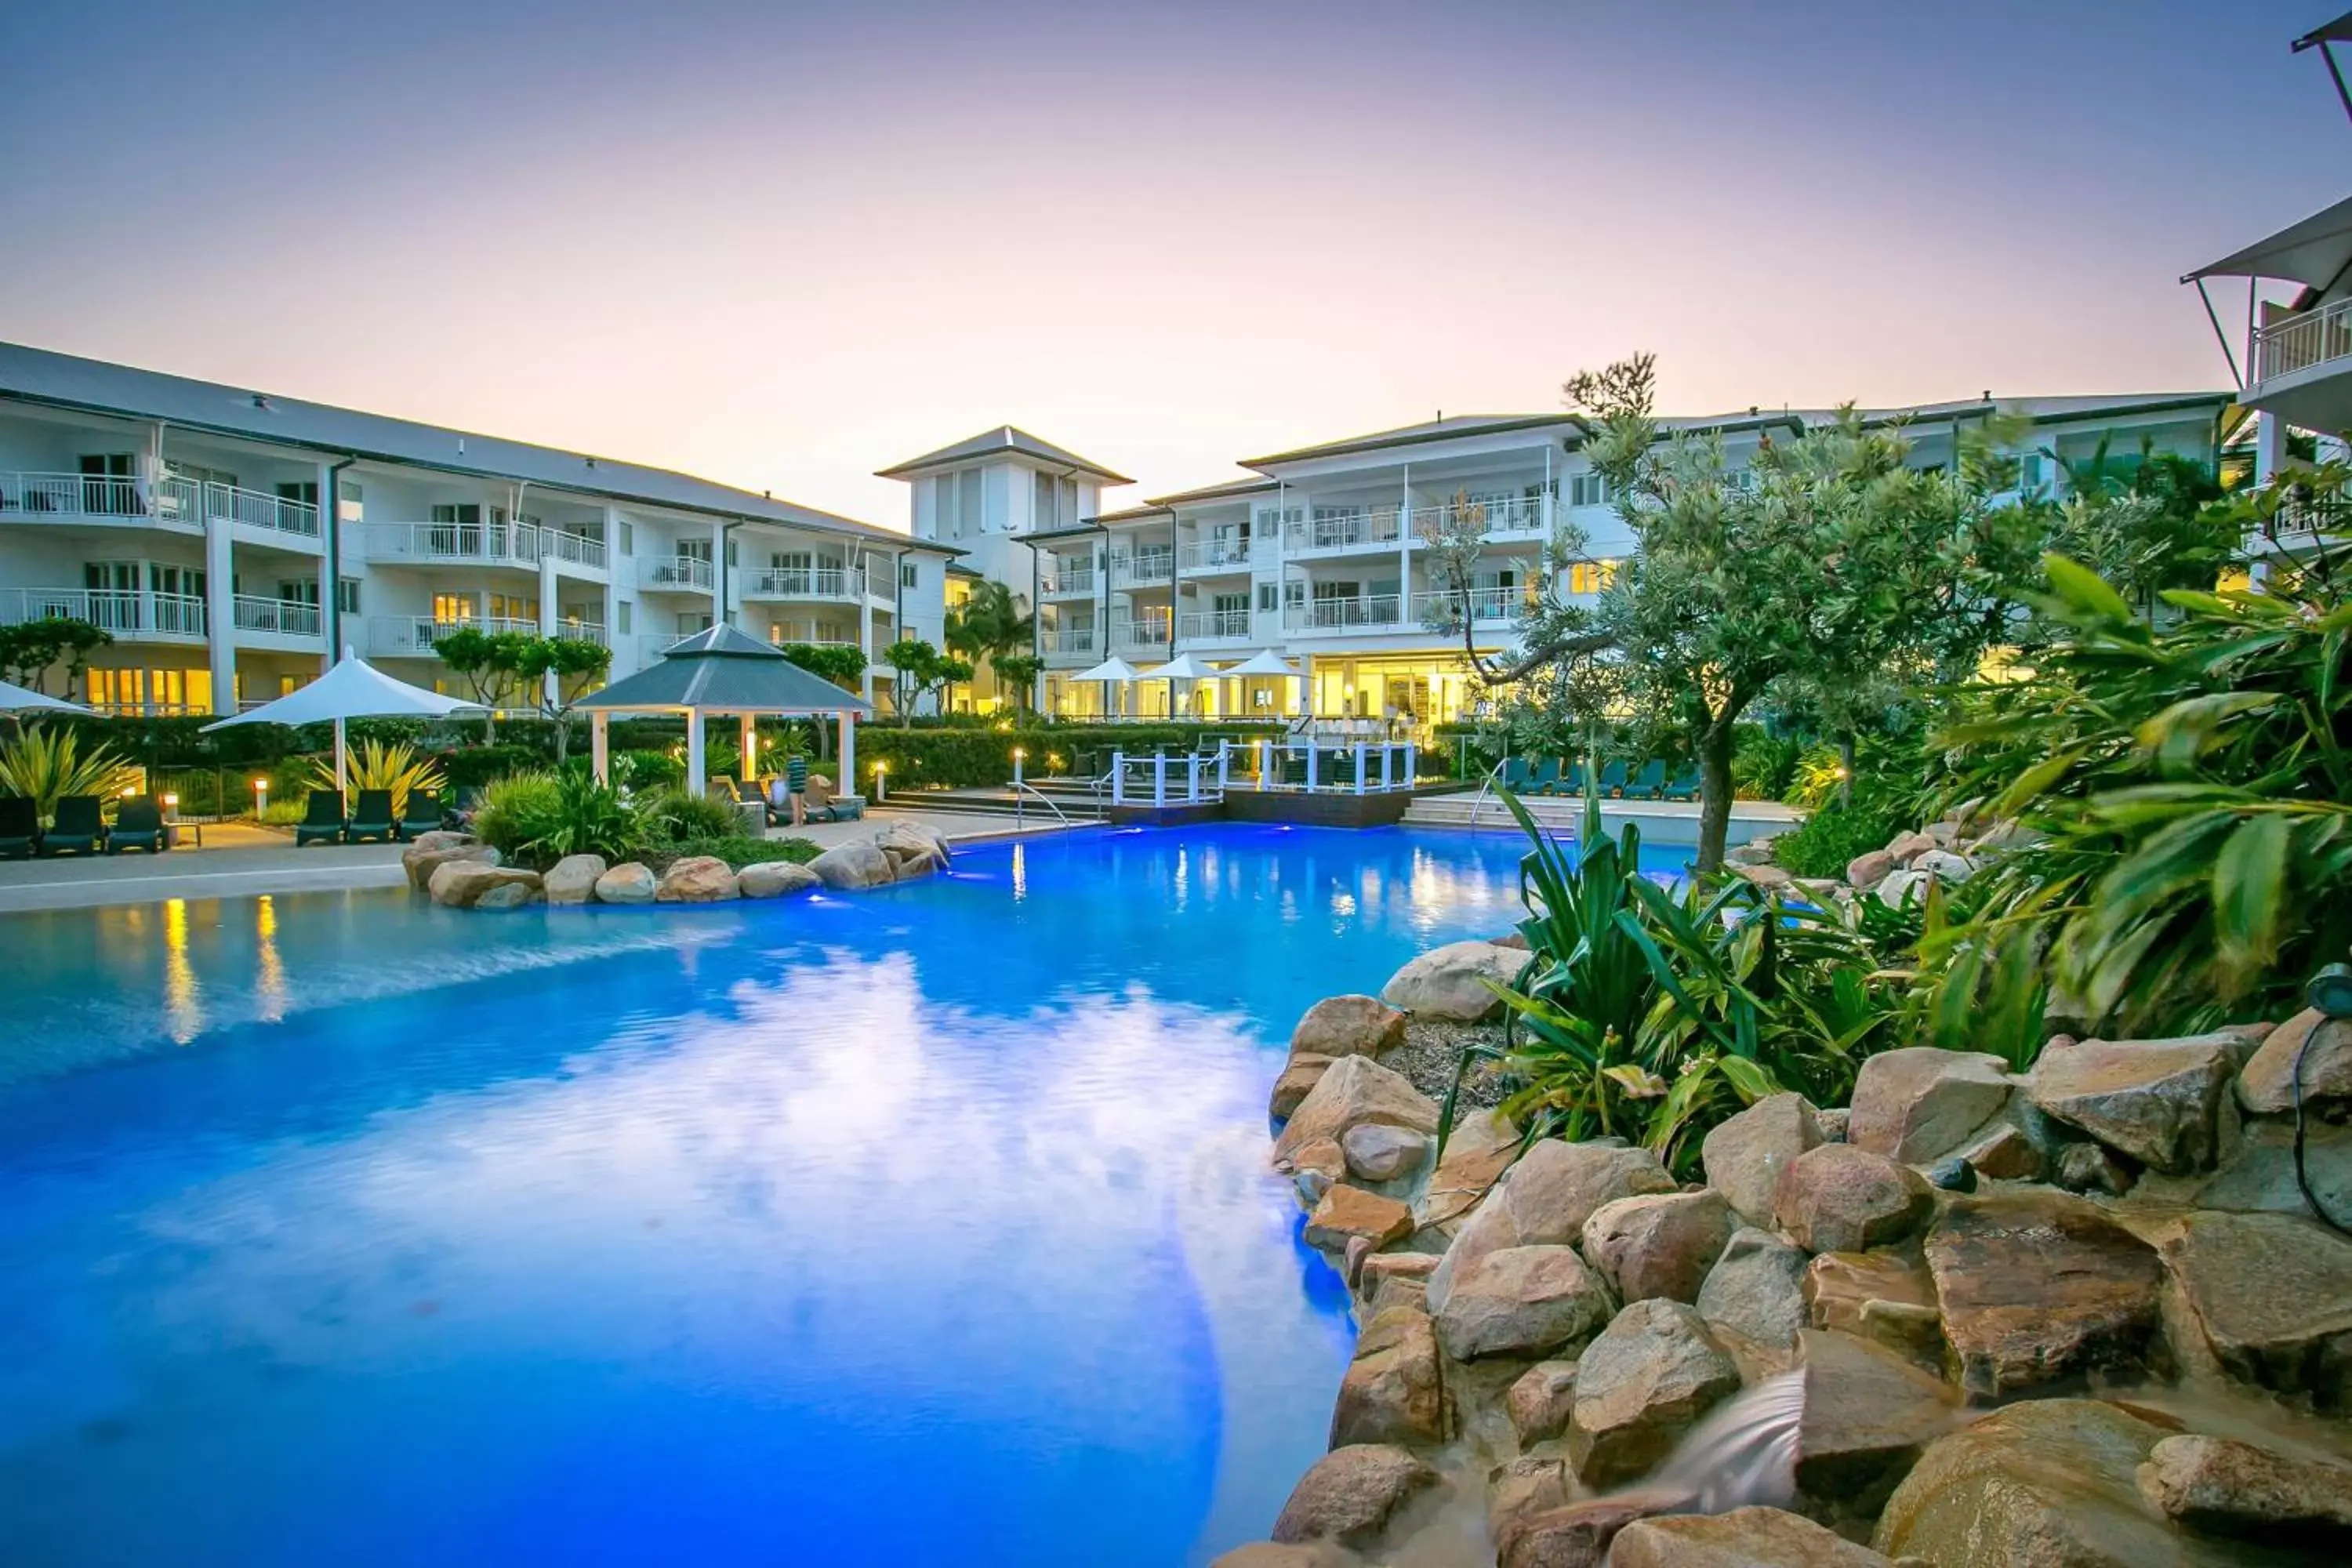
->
[0, 823, 1664, 1565]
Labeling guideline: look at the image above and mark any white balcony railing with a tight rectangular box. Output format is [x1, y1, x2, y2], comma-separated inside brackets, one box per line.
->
[647, 555, 716, 590]
[1410, 495, 1548, 537]
[1285, 594, 1404, 633]
[1410, 586, 1534, 625]
[1110, 618, 1172, 649]
[1047, 626, 1097, 655]
[766, 619, 858, 647]
[554, 620, 608, 647]
[231, 596, 323, 637]
[367, 615, 539, 657]
[1040, 564, 1098, 596]
[0, 472, 205, 531]
[543, 530, 609, 570]
[1287, 506, 1404, 553]
[365, 521, 542, 568]
[0, 587, 208, 638]
[746, 566, 863, 601]
[1178, 608, 1252, 641]
[2253, 296, 2352, 387]
[1109, 551, 1174, 586]
[206, 481, 319, 539]
[1178, 539, 1254, 572]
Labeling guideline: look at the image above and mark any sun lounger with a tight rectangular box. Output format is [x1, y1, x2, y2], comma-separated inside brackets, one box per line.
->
[294, 789, 346, 846]
[0, 796, 35, 858]
[42, 794, 103, 855]
[802, 775, 864, 822]
[1624, 760, 1668, 800]
[1497, 757, 1534, 793]
[1595, 759, 1629, 797]
[1661, 767, 1702, 802]
[347, 789, 397, 844]
[1561, 759, 1588, 796]
[398, 789, 444, 840]
[107, 796, 165, 854]
[1522, 758, 1560, 796]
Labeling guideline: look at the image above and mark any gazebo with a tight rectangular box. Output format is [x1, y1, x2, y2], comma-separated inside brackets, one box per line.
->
[576, 626, 873, 798]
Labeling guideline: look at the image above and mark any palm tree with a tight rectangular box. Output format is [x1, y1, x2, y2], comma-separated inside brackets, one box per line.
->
[943, 581, 1035, 710]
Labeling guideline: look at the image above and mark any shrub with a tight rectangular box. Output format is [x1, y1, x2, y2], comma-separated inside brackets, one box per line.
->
[470, 771, 564, 862]
[471, 770, 646, 869]
[1731, 728, 1803, 800]
[307, 739, 445, 817]
[438, 744, 543, 791]
[0, 724, 140, 826]
[641, 786, 746, 844]
[612, 749, 682, 791]
[1773, 802, 1905, 880]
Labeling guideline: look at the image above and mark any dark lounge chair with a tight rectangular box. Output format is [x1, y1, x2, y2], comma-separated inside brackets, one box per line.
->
[1497, 757, 1534, 793]
[1624, 760, 1668, 800]
[346, 789, 397, 844]
[1559, 760, 1588, 797]
[42, 794, 103, 856]
[398, 789, 444, 840]
[1595, 759, 1630, 797]
[293, 789, 346, 847]
[1662, 767, 1702, 802]
[107, 796, 165, 854]
[1522, 758, 1561, 796]
[0, 796, 35, 858]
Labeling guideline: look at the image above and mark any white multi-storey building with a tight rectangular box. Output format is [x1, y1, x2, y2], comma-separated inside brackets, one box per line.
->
[895, 394, 2232, 726]
[0, 343, 953, 716]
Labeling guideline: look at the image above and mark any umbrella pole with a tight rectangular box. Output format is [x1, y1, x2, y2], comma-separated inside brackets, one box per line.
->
[335, 717, 348, 797]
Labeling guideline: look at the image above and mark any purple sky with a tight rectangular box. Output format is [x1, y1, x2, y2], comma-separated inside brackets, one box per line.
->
[1, 0, 2340, 523]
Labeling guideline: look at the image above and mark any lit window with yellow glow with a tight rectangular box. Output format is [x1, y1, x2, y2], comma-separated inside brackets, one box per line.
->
[1568, 559, 1620, 595]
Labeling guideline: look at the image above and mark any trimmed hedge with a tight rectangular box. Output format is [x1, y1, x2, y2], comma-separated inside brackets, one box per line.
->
[858, 724, 1285, 791]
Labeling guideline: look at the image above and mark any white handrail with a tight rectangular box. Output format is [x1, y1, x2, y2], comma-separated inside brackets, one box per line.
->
[648, 555, 716, 589]
[231, 595, 322, 637]
[747, 566, 863, 600]
[205, 481, 319, 538]
[2253, 295, 2352, 386]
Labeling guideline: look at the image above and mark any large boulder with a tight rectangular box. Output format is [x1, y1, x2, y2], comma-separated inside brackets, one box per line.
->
[1566, 1299, 1740, 1487]
[1415, 1107, 1522, 1231]
[1329, 1306, 1445, 1449]
[1272, 1056, 1334, 1120]
[1434, 1244, 1615, 1361]
[427, 860, 540, 909]
[1302, 1185, 1414, 1254]
[1505, 1360, 1580, 1445]
[474, 879, 542, 910]
[1700, 1092, 1821, 1229]
[1772, 1145, 1933, 1256]
[1377, 939, 1522, 1021]
[1581, 1190, 1736, 1306]
[1285, 1138, 1347, 1207]
[1847, 1047, 2011, 1164]
[592, 861, 657, 904]
[2028, 1033, 2250, 1174]
[655, 855, 739, 902]
[2238, 1007, 2352, 1115]
[1210, 1545, 1360, 1568]
[1291, 996, 1408, 1060]
[1428, 1139, 1675, 1312]
[736, 858, 820, 898]
[1269, 1444, 1437, 1549]
[1695, 1227, 1809, 1352]
[1843, 850, 1895, 891]
[1804, 1248, 1944, 1369]
[809, 837, 895, 891]
[1875, 1399, 2231, 1567]
[2150, 1208, 2352, 1408]
[1792, 1328, 1958, 1515]
[1883, 829, 1936, 865]
[1356, 1251, 1439, 1317]
[402, 833, 496, 891]
[1923, 1189, 2163, 1399]
[1610, 1507, 1894, 1567]
[542, 853, 608, 905]
[873, 820, 949, 879]
[2136, 1433, 2352, 1548]
[1272, 1054, 1436, 1164]
[1341, 1123, 1429, 1182]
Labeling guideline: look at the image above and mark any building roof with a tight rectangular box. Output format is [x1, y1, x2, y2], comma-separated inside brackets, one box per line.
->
[0, 339, 956, 556]
[2184, 194, 2352, 289]
[1242, 413, 1584, 468]
[876, 425, 1134, 484]
[576, 623, 871, 714]
[1142, 475, 1279, 507]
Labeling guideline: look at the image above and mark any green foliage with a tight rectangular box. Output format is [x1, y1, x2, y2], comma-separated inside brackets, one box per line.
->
[641, 786, 746, 844]
[0, 724, 140, 824]
[881, 637, 972, 724]
[1774, 801, 1904, 881]
[307, 739, 445, 816]
[471, 769, 646, 869]
[467, 771, 561, 858]
[993, 652, 1045, 713]
[611, 749, 684, 791]
[509, 635, 613, 760]
[656, 836, 821, 870]
[776, 642, 868, 690]
[431, 626, 532, 739]
[437, 743, 542, 790]
[1730, 728, 1802, 800]
[0, 617, 112, 695]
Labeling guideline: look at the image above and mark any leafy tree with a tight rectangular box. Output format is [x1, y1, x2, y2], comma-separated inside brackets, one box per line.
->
[776, 642, 868, 691]
[944, 580, 1035, 710]
[511, 635, 612, 763]
[0, 617, 112, 698]
[432, 626, 532, 742]
[883, 638, 941, 727]
[993, 652, 1045, 714]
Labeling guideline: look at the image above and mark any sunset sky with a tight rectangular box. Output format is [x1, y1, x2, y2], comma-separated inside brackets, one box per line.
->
[2, 0, 2341, 524]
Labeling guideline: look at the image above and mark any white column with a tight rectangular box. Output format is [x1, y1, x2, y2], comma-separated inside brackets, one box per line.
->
[1152, 750, 1167, 806]
[1381, 745, 1394, 790]
[1306, 743, 1319, 790]
[602, 506, 623, 670]
[592, 710, 610, 783]
[1399, 462, 1412, 622]
[739, 712, 757, 782]
[316, 459, 337, 673]
[539, 554, 561, 716]
[1354, 742, 1367, 797]
[859, 593, 875, 704]
[204, 507, 235, 713]
[838, 710, 856, 798]
[687, 708, 707, 797]
[1110, 751, 1126, 805]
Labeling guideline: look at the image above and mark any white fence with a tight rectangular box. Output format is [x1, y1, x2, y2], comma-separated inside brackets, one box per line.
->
[2254, 295, 2352, 387]
[0, 586, 208, 637]
[1102, 737, 1419, 805]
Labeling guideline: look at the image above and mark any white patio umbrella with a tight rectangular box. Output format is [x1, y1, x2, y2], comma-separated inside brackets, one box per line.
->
[1073, 655, 1141, 719]
[201, 650, 482, 792]
[1140, 652, 1221, 719]
[0, 678, 93, 716]
[1229, 648, 1305, 717]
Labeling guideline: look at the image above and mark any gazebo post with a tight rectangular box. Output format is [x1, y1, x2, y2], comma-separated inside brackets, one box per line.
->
[687, 707, 707, 797]
[591, 710, 610, 784]
[838, 709, 856, 800]
[739, 712, 757, 785]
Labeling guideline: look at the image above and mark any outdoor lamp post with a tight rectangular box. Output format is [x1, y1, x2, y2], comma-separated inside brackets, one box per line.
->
[1012, 746, 1025, 790]
[873, 760, 888, 802]
[252, 777, 269, 818]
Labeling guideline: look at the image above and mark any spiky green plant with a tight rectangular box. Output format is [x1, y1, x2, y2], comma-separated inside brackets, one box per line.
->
[307, 739, 446, 817]
[0, 724, 140, 826]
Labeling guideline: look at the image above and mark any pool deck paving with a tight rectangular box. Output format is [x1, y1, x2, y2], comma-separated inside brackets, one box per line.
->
[0, 809, 1088, 914]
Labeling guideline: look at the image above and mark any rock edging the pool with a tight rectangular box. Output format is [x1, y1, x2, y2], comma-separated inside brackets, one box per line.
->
[1214, 942, 2352, 1567]
[399, 824, 953, 909]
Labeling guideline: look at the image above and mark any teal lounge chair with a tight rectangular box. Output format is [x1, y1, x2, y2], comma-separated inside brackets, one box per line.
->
[398, 789, 444, 840]
[1595, 759, 1629, 797]
[1625, 760, 1668, 800]
[1497, 757, 1534, 793]
[0, 796, 35, 859]
[1662, 767, 1702, 802]
[347, 789, 397, 844]
[1560, 759, 1588, 796]
[294, 789, 346, 847]
[1522, 758, 1561, 796]
[107, 796, 165, 855]
[42, 795, 103, 855]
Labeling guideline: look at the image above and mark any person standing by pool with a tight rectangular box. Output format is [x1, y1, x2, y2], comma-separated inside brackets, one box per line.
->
[784, 750, 809, 826]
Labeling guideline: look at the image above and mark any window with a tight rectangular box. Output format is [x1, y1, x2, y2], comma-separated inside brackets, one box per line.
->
[1214, 592, 1248, 615]
[431, 593, 474, 624]
[79, 453, 137, 516]
[1258, 583, 1278, 613]
[430, 503, 483, 526]
[1033, 471, 1057, 530]
[677, 612, 713, 634]
[278, 579, 320, 605]
[724, 542, 738, 568]
[1570, 472, 1610, 507]
[901, 561, 918, 590]
[617, 521, 634, 554]
[958, 470, 983, 538]
[1568, 559, 1621, 594]
[338, 579, 361, 615]
[85, 561, 140, 595]
[677, 538, 713, 564]
[279, 674, 299, 697]
[617, 602, 633, 635]
[1283, 580, 1305, 607]
[275, 481, 319, 506]
[148, 563, 204, 598]
[2018, 452, 2047, 491]
[489, 595, 538, 623]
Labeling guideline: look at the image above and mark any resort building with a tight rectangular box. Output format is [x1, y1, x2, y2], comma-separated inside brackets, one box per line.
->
[0, 342, 953, 717]
[892, 394, 2234, 727]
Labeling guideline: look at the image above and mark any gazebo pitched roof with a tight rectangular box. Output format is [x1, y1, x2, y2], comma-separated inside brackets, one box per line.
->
[579, 626, 873, 713]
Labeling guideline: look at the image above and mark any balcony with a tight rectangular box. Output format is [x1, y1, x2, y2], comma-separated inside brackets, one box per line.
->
[1040, 564, 1098, 597]
[1178, 539, 1254, 574]
[1177, 608, 1252, 643]
[2247, 296, 2352, 431]
[206, 481, 319, 541]
[1286, 506, 1403, 555]
[1046, 626, 1098, 657]
[1409, 495, 1548, 539]
[0, 472, 204, 533]
[230, 595, 323, 641]
[542, 529, 609, 572]
[1109, 550, 1174, 587]
[1285, 595, 1404, 633]
[365, 521, 542, 569]
[0, 586, 208, 641]
[367, 615, 539, 659]
[646, 555, 716, 591]
[554, 620, 608, 647]
[746, 566, 864, 602]
[765, 618, 859, 648]
[1110, 618, 1171, 652]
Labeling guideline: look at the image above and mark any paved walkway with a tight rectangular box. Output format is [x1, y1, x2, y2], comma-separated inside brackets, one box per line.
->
[0, 811, 1091, 915]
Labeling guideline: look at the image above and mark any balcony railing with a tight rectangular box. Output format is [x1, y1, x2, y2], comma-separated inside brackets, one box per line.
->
[231, 596, 322, 637]
[0, 472, 204, 531]
[543, 530, 609, 570]
[766, 619, 858, 647]
[1110, 619, 1171, 650]
[1040, 564, 1098, 596]
[368, 615, 539, 657]
[1410, 495, 1548, 537]
[2253, 296, 2352, 387]
[206, 481, 319, 539]
[1047, 626, 1097, 655]
[1178, 608, 1252, 641]
[1410, 586, 1535, 625]
[1285, 594, 1403, 633]
[648, 555, 716, 590]
[366, 521, 542, 567]
[0, 587, 209, 638]
[1287, 507, 1403, 553]
[1110, 551, 1174, 586]
[554, 621, 608, 647]
[746, 566, 863, 601]
[1178, 539, 1254, 572]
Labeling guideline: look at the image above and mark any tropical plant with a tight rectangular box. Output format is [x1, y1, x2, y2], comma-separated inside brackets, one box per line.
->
[433, 626, 531, 742]
[0, 724, 140, 825]
[945, 580, 1036, 706]
[883, 638, 940, 727]
[1772, 801, 1905, 882]
[510, 635, 612, 762]
[641, 786, 746, 844]
[306, 738, 445, 816]
[0, 617, 112, 698]
[777, 642, 868, 691]
[470, 769, 646, 869]
[1730, 728, 1803, 800]
[469, 771, 563, 860]
[993, 652, 1045, 714]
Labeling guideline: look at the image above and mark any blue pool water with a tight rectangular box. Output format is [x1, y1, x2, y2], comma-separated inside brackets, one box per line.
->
[0, 823, 1661, 1566]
